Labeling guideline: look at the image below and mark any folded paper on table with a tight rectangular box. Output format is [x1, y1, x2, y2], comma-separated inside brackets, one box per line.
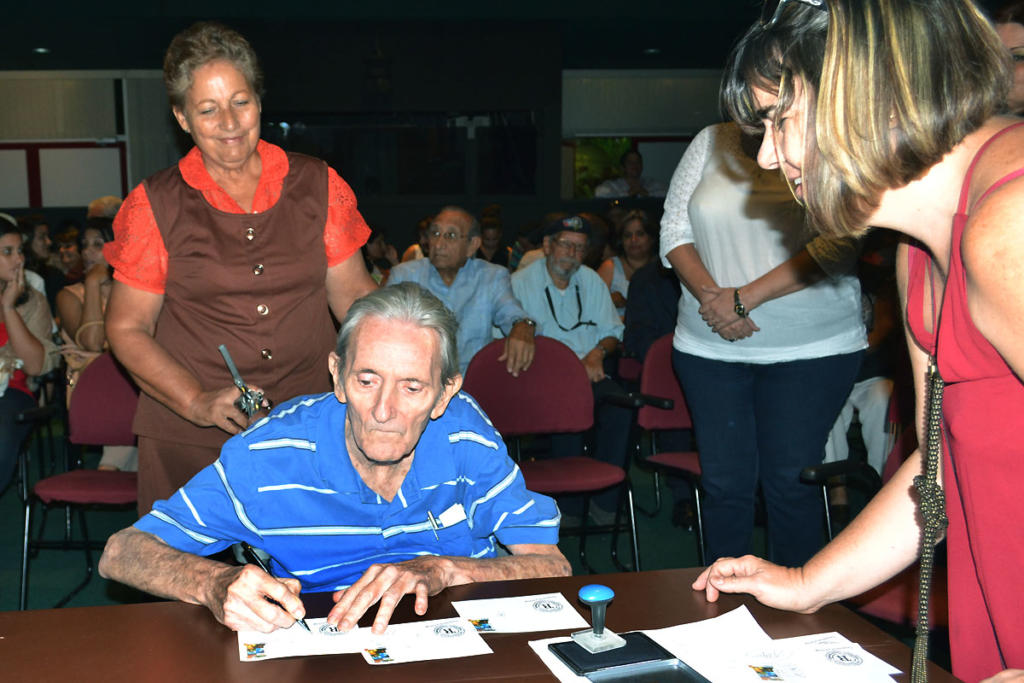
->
[452, 592, 590, 633]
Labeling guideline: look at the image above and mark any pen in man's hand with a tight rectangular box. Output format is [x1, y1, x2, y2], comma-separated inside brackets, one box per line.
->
[239, 542, 311, 632]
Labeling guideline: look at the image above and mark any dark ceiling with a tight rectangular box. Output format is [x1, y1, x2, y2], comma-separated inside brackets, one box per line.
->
[3, 1, 1010, 73]
[4, 2, 769, 72]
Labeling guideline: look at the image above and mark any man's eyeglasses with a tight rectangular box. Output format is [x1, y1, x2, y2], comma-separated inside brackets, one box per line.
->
[552, 238, 587, 255]
[761, 0, 826, 29]
[428, 228, 467, 243]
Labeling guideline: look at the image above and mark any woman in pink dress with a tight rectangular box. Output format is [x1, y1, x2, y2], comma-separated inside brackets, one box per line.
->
[692, 2, 1024, 681]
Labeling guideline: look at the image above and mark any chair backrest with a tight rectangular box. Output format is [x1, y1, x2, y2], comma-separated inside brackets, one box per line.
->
[68, 352, 139, 446]
[637, 334, 692, 431]
[462, 336, 593, 437]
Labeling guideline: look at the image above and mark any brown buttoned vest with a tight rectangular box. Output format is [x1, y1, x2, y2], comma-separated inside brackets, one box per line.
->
[135, 152, 336, 448]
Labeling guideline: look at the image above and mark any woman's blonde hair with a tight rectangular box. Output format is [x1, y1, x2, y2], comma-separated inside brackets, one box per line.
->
[723, 0, 1011, 238]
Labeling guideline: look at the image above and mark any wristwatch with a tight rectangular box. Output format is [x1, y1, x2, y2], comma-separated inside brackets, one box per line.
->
[733, 288, 748, 318]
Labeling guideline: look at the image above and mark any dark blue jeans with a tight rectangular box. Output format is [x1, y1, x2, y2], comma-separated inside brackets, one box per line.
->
[673, 349, 863, 568]
[0, 388, 36, 495]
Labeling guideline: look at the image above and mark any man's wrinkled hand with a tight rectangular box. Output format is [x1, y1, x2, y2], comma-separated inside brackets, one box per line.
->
[205, 564, 305, 633]
[498, 321, 535, 377]
[581, 348, 606, 383]
[328, 556, 454, 634]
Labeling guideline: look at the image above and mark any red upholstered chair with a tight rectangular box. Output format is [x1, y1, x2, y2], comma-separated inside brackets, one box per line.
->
[19, 352, 139, 610]
[633, 334, 705, 565]
[463, 337, 640, 573]
[616, 356, 642, 384]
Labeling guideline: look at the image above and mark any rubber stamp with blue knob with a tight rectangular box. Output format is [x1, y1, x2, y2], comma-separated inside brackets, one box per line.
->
[571, 584, 627, 654]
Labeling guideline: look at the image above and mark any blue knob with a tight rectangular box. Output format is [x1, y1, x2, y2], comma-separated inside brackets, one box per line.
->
[578, 584, 615, 604]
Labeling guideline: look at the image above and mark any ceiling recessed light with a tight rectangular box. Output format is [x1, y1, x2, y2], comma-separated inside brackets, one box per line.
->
[643, 47, 661, 56]
[33, 47, 50, 54]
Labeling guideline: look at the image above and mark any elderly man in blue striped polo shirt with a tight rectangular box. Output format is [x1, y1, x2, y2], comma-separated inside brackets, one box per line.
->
[99, 283, 569, 634]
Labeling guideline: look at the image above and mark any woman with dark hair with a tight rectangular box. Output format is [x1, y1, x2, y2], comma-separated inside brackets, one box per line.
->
[57, 217, 137, 471]
[0, 215, 58, 494]
[996, 1, 1024, 113]
[104, 21, 376, 512]
[57, 217, 114, 352]
[361, 227, 398, 284]
[598, 208, 657, 318]
[692, 2, 1022, 680]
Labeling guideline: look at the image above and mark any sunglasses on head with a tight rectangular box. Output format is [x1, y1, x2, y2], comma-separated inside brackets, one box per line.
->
[761, 0, 826, 29]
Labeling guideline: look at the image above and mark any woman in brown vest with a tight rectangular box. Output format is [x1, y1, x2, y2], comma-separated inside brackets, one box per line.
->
[104, 22, 377, 514]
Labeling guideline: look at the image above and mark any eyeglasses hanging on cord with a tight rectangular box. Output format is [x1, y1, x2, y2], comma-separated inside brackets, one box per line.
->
[544, 285, 597, 332]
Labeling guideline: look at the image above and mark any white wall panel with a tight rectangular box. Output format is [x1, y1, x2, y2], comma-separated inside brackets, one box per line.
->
[39, 147, 121, 207]
[0, 150, 30, 207]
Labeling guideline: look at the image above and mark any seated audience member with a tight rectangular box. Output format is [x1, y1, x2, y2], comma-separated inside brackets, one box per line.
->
[388, 207, 535, 376]
[594, 150, 667, 199]
[511, 215, 632, 520]
[579, 211, 612, 270]
[56, 217, 137, 471]
[401, 215, 433, 262]
[99, 283, 568, 634]
[362, 227, 399, 284]
[86, 195, 123, 219]
[515, 212, 567, 273]
[479, 215, 510, 268]
[598, 209, 657, 319]
[0, 215, 60, 495]
[623, 261, 681, 364]
[18, 214, 63, 310]
[54, 222, 84, 284]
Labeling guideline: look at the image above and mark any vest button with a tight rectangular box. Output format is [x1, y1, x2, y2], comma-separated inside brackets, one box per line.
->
[256, 304, 269, 316]
[245, 227, 256, 241]
[253, 263, 264, 275]
[261, 348, 272, 360]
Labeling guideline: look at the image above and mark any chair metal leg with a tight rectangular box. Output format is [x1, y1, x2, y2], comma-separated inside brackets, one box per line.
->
[54, 508, 93, 609]
[20, 496, 32, 610]
[692, 485, 706, 566]
[821, 484, 834, 542]
[651, 472, 663, 516]
[578, 496, 596, 574]
[625, 486, 640, 572]
[610, 483, 641, 573]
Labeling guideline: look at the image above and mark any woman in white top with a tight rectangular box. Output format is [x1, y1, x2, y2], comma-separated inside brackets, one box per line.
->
[598, 209, 656, 319]
[660, 122, 866, 567]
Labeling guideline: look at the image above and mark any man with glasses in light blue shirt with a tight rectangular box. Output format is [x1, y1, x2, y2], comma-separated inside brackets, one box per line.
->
[511, 215, 631, 521]
[388, 206, 536, 377]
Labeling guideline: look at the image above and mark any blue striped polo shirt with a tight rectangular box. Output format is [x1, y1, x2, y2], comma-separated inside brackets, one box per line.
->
[135, 391, 561, 592]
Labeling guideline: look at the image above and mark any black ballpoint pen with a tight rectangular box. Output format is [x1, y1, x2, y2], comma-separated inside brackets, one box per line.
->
[240, 542, 311, 632]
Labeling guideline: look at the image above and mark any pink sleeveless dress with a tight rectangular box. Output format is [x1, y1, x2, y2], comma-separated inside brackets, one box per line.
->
[906, 122, 1024, 681]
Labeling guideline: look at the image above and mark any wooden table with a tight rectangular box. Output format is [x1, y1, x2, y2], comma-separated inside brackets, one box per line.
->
[0, 568, 959, 682]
